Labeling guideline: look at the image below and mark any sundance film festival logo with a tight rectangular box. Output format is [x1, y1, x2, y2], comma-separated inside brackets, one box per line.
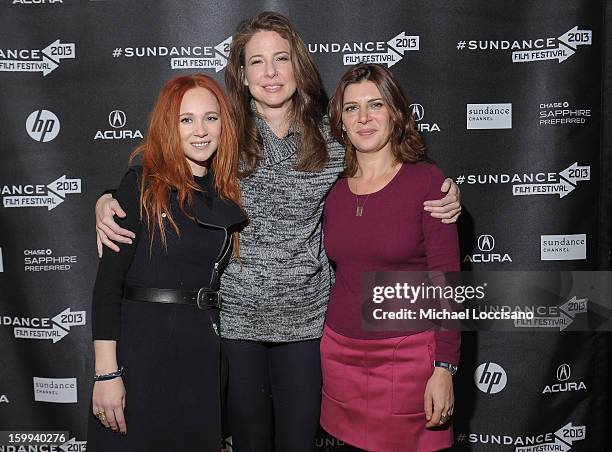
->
[463, 234, 512, 264]
[2, 175, 81, 210]
[111, 36, 232, 72]
[33, 377, 77, 403]
[456, 162, 590, 199]
[456, 25, 592, 64]
[410, 104, 440, 133]
[539, 100, 591, 126]
[1, 307, 86, 343]
[455, 422, 586, 451]
[308, 32, 419, 68]
[474, 362, 507, 394]
[466, 103, 512, 130]
[541, 234, 586, 261]
[542, 364, 586, 394]
[514, 296, 588, 331]
[94, 110, 143, 140]
[0, 39, 75, 76]
[26, 110, 60, 142]
[60, 437, 87, 452]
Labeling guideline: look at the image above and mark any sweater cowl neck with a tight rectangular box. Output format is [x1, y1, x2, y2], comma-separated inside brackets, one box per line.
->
[250, 99, 300, 167]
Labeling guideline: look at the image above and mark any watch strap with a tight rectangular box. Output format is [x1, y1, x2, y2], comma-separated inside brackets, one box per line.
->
[434, 360, 458, 375]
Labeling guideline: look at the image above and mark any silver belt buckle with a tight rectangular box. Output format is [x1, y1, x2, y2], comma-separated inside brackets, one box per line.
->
[196, 288, 220, 309]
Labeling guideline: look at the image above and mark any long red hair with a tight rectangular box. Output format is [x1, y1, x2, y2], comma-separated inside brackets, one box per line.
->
[130, 74, 242, 254]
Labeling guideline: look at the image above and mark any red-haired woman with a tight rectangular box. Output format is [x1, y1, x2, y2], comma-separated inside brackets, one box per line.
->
[86, 74, 246, 452]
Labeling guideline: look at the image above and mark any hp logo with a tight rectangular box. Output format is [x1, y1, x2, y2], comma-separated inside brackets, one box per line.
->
[26, 110, 60, 142]
[474, 362, 507, 394]
[557, 364, 571, 381]
[477, 234, 495, 252]
[410, 103, 425, 122]
[108, 110, 127, 129]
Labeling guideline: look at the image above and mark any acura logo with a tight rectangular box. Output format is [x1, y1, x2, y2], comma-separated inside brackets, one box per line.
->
[410, 103, 425, 122]
[477, 234, 495, 252]
[557, 363, 571, 381]
[108, 110, 127, 129]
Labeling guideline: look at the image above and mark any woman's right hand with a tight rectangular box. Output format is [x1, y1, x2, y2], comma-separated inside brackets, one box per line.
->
[92, 378, 127, 434]
[95, 194, 135, 257]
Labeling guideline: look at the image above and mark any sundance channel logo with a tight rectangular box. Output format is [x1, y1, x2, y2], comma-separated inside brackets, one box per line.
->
[466, 103, 512, 130]
[308, 32, 418, 67]
[110, 37, 232, 72]
[33, 377, 77, 403]
[0, 39, 75, 76]
[541, 234, 586, 261]
[456, 25, 592, 64]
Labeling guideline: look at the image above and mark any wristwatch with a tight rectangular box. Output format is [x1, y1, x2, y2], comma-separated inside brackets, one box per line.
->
[434, 361, 458, 375]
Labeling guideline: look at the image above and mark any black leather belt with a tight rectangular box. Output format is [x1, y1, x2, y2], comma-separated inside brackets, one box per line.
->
[124, 286, 221, 310]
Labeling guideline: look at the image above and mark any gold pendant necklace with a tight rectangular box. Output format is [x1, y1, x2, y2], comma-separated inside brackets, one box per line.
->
[355, 194, 371, 217]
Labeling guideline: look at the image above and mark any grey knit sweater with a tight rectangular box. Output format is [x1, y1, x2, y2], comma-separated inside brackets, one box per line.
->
[220, 115, 345, 342]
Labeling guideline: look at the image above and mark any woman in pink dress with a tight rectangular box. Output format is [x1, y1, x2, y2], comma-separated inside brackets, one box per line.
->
[321, 63, 460, 452]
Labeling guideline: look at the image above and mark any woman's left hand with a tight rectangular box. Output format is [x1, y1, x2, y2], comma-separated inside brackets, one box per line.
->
[424, 367, 454, 428]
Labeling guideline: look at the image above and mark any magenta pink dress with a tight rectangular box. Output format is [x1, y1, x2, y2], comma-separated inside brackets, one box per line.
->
[321, 162, 460, 452]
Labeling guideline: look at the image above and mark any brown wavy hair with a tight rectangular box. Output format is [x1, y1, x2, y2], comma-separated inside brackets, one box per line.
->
[329, 63, 426, 177]
[225, 11, 328, 177]
[130, 74, 242, 255]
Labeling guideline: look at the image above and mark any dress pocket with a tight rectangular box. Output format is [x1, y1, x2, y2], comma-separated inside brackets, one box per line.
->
[320, 328, 346, 403]
[391, 332, 435, 415]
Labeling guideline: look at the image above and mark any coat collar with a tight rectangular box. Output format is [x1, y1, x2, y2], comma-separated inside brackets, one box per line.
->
[192, 171, 248, 230]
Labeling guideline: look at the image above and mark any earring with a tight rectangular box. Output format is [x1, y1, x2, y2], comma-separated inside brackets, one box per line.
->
[342, 124, 346, 131]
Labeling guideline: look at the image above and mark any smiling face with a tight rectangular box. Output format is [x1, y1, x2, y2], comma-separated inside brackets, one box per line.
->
[341, 80, 393, 156]
[179, 87, 221, 176]
[243, 30, 297, 113]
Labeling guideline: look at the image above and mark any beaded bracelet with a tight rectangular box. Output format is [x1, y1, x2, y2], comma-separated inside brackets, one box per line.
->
[94, 365, 126, 381]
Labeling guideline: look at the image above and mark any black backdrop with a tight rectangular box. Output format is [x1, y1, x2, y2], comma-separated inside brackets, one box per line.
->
[0, 1, 610, 451]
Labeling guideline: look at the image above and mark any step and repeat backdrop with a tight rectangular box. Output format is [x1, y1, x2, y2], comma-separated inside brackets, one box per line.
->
[0, 1, 610, 451]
